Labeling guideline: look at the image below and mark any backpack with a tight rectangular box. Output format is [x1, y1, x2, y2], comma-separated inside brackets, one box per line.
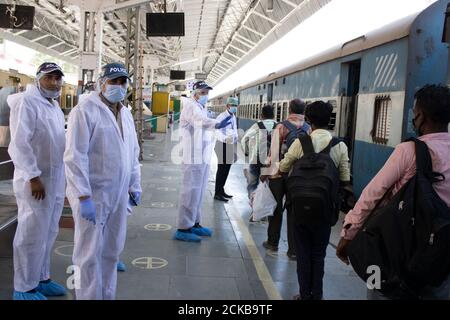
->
[282, 120, 311, 151]
[347, 137, 450, 299]
[286, 134, 342, 226]
[255, 121, 275, 167]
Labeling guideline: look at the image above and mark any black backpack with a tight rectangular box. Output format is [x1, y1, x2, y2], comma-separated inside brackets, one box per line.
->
[282, 120, 311, 150]
[347, 137, 450, 299]
[255, 121, 275, 167]
[286, 134, 342, 226]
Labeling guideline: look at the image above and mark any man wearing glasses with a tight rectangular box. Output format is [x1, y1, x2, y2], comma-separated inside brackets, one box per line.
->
[214, 97, 239, 202]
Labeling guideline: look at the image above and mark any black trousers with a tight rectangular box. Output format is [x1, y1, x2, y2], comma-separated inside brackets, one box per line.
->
[293, 223, 331, 300]
[215, 141, 235, 195]
[267, 177, 295, 253]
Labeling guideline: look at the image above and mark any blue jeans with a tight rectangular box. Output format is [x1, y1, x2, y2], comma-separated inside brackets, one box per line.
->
[293, 223, 331, 300]
[246, 164, 261, 198]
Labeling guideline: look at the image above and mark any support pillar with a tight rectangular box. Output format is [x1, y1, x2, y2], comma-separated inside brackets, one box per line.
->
[77, 8, 103, 96]
[125, 7, 144, 160]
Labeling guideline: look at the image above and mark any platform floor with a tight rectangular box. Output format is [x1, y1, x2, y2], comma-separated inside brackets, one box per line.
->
[0, 127, 367, 300]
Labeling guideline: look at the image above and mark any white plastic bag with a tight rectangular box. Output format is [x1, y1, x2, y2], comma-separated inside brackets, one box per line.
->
[252, 181, 277, 221]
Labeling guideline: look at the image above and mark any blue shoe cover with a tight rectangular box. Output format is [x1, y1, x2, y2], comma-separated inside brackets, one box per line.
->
[191, 226, 213, 237]
[117, 261, 126, 272]
[173, 230, 202, 242]
[36, 280, 67, 296]
[13, 290, 47, 300]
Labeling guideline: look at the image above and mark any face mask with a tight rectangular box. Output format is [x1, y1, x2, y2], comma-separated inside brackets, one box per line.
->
[198, 95, 208, 106]
[229, 106, 237, 114]
[39, 87, 61, 99]
[103, 84, 127, 103]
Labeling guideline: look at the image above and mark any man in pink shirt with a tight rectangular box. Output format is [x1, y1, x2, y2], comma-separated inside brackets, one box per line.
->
[336, 84, 450, 299]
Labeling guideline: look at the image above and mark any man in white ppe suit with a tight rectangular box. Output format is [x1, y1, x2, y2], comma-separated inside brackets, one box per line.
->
[174, 81, 232, 242]
[8, 62, 67, 300]
[64, 62, 141, 300]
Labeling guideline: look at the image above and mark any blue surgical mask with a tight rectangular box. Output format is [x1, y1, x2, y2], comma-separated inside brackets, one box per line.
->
[198, 95, 208, 106]
[229, 106, 237, 114]
[103, 84, 127, 103]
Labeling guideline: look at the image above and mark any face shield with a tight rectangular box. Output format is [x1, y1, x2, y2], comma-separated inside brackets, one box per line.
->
[36, 72, 64, 99]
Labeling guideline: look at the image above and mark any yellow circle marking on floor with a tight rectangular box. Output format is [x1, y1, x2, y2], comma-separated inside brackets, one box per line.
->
[132, 257, 168, 270]
[144, 223, 172, 231]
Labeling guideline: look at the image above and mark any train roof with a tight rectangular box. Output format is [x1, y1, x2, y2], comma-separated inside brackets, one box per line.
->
[215, 12, 419, 98]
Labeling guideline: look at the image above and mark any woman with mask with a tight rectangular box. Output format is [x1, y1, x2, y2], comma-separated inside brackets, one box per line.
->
[64, 63, 142, 299]
[336, 84, 450, 299]
[8, 62, 67, 300]
[214, 96, 239, 202]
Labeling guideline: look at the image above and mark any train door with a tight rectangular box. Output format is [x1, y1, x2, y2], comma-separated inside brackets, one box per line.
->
[339, 60, 361, 165]
[267, 83, 274, 104]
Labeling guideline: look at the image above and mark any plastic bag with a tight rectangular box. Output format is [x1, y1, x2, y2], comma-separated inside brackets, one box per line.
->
[252, 181, 276, 221]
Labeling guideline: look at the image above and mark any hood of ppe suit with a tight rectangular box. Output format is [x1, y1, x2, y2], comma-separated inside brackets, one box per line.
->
[7, 83, 66, 207]
[64, 92, 142, 218]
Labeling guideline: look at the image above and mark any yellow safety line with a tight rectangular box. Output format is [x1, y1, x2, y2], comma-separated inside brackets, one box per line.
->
[224, 202, 283, 300]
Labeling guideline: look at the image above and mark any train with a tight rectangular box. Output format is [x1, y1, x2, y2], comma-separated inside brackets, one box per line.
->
[210, 0, 450, 198]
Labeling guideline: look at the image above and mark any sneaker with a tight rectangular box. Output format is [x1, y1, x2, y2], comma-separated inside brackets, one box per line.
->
[13, 290, 47, 300]
[117, 261, 126, 272]
[191, 225, 213, 237]
[173, 230, 202, 242]
[36, 280, 67, 297]
[262, 241, 278, 251]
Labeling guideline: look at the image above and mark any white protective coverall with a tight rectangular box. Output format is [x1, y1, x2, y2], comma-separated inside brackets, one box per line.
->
[177, 97, 218, 229]
[64, 92, 141, 300]
[7, 84, 66, 292]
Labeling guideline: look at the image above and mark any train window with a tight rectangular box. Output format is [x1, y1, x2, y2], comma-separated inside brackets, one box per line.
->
[283, 77, 286, 85]
[371, 96, 392, 145]
[256, 104, 260, 120]
[258, 85, 261, 91]
[275, 80, 278, 87]
[263, 84, 266, 90]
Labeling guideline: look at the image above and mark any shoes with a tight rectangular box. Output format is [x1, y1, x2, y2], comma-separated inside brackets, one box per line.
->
[117, 261, 126, 272]
[36, 280, 67, 297]
[191, 225, 213, 237]
[222, 192, 233, 198]
[262, 241, 278, 251]
[13, 290, 47, 300]
[287, 251, 297, 261]
[214, 194, 229, 202]
[174, 230, 202, 242]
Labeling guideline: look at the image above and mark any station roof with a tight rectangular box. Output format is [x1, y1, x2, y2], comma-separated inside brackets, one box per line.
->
[0, 0, 331, 85]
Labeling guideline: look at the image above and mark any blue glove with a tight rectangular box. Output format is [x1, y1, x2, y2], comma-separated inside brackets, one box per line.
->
[215, 115, 232, 129]
[129, 191, 141, 206]
[80, 198, 96, 224]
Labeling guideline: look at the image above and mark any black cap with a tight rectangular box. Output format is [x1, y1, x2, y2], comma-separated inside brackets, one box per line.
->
[193, 81, 212, 90]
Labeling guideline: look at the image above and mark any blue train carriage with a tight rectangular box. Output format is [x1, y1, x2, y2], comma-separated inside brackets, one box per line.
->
[210, 0, 450, 199]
